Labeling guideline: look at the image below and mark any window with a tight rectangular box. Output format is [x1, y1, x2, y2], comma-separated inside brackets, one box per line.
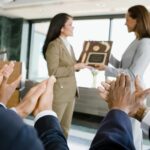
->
[69, 19, 110, 88]
[29, 17, 145, 88]
[28, 19, 110, 88]
[110, 18, 135, 60]
[28, 22, 50, 81]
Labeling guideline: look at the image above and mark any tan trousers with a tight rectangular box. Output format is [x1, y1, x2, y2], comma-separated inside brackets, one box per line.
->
[53, 100, 75, 138]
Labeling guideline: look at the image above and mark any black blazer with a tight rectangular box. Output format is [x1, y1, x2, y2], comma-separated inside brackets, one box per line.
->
[89, 109, 136, 150]
[0, 105, 69, 150]
[34, 114, 69, 150]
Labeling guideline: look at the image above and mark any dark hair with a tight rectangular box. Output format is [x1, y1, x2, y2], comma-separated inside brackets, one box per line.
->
[128, 5, 150, 39]
[42, 13, 72, 59]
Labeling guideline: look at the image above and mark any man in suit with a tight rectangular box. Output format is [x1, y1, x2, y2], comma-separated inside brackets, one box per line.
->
[95, 73, 150, 149]
[90, 74, 137, 150]
[0, 62, 69, 150]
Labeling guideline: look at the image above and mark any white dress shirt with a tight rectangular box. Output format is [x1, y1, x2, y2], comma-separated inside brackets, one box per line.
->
[141, 110, 150, 135]
[60, 36, 73, 57]
[0, 102, 6, 108]
[0, 102, 57, 124]
[34, 110, 57, 123]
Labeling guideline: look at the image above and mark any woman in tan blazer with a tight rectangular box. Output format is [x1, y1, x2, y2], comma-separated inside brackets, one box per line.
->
[42, 13, 87, 138]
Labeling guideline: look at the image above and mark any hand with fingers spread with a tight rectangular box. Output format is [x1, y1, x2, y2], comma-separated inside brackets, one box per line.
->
[108, 74, 150, 118]
[99, 74, 150, 117]
[129, 76, 150, 121]
[107, 74, 132, 114]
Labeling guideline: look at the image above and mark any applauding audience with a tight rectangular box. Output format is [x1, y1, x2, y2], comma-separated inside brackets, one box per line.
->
[0, 62, 69, 150]
[0, 62, 150, 150]
[97, 74, 150, 140]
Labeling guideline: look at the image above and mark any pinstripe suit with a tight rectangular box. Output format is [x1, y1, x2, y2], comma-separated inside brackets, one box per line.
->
[105, 38, 150, 150]
[45, 37, 77, 138]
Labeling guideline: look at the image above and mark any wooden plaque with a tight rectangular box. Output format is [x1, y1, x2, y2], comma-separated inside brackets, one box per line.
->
[78, 41, 113, 66]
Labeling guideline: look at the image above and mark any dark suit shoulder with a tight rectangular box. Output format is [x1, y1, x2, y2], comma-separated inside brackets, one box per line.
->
[34, 115, 62, 135]
[90, 110, 136, 150]
[35, 115, 69, 150]
[0, 107, 44, 150]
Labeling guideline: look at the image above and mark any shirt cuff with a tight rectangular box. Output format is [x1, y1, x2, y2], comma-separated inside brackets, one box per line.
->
[34, 110, 57, 123]
[10, 107, 18, 113]
[141, 110, 150, 135]
[0, 102, 6, 108]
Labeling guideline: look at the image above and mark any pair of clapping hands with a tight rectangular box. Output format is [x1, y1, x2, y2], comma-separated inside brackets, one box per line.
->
[0, 61, 56, 118]
[98, 74, 150, 120]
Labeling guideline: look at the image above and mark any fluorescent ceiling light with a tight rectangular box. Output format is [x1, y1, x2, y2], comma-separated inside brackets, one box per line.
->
[0, 0, 61, 9]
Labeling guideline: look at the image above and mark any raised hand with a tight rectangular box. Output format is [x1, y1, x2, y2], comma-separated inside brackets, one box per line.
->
[15, 81, 46, 118]
[97, 79, 112, 101]
[129, 76, 150, 119]
[33, 75, 56, 116]
[0, 62, 21, 105]
[98, 73, 150, 120]
[107, 74, 132, 114]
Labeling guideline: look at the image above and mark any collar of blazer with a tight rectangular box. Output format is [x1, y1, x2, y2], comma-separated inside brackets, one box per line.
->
[57, 37, 76, 63]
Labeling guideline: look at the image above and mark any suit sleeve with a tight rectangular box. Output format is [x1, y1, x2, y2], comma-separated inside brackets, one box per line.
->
[46, 42, 75, 78]
[109, 54, 121, 68]
[89, 110, 136, 150]
[0, 106, 44, 150]
[34, 115, 69, 150]
[105, 39, 150, 80]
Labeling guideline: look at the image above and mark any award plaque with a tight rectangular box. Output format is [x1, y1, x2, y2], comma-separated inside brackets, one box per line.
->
[78, 41, 113, 66]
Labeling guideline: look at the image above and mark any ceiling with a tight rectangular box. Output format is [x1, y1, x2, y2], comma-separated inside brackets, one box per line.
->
[0, 0, 150, 20]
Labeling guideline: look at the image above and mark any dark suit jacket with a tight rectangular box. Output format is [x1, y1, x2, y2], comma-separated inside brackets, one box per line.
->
[89, 109, 136, 150]
[0, 104, 69, 150]
[34, 114, 69, 150]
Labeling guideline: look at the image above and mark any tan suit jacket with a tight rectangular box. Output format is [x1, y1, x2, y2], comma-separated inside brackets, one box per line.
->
[46, 37, 77, 103]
